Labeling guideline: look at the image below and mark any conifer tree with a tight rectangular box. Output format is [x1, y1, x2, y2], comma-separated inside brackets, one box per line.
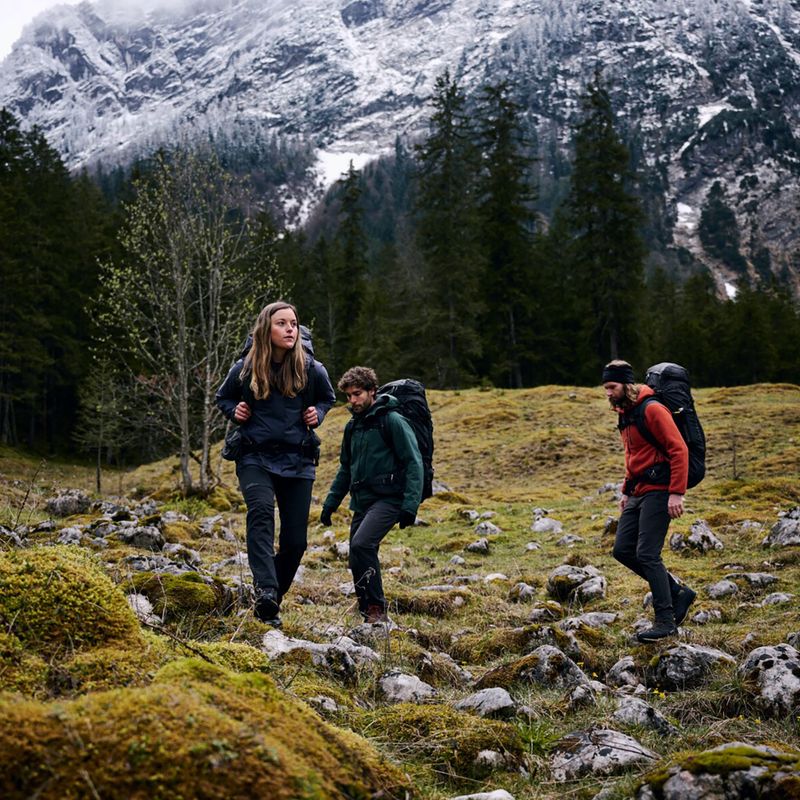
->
[414, 70, 484, 388]
[476, 82, 537, 387]
[565, 71, 645, 364]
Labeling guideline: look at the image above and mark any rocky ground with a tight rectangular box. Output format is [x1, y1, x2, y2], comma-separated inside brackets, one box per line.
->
[1, 383, 800, 799]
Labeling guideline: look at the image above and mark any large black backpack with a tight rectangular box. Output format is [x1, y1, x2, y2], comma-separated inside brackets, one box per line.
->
[630, 362, 706, 489]
[378, 379, 435, 501]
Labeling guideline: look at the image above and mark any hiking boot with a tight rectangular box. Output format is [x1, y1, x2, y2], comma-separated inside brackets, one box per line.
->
[254, 588, 281, 624]
[673, 586, 697, 626]
[365, 604, 389, 624]
[636, 621, 678, 643]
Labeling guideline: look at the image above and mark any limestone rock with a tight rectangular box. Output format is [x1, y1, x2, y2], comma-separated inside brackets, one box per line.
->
[466, 537, 490, 554]
[605, 656, 641, 689]
[706, 579, 739, 599]
[691, 608, 723, 624]
[532, 517, 562, 534]
[762, 507, 800, 548]
[546, 564, 603, 602]
[476, 521, 502, 536]
[116, 525, 165, 551]
[575, 575, 607, 602]
[687, 520, 724, 551]
[508, 582, 536, 602]
[378, 670, 436, 703]
[454, 687, 516, 719]
[528, 601, 562, 623]
[739, 644, 800, 716]
[551, 727, 656, 781]
[45, 489, 91, 517]
[556, 534, 584, 547]
[451, 791, 515, 800]
[651, 643, 736, 690]
[762, 592, 794, 606]
[476, 645, 589, 690]
[613, 696, 678, 736]
[560, 612, 618, 632]
[636, 742, 800, 799]
[725, 571, 777, 590]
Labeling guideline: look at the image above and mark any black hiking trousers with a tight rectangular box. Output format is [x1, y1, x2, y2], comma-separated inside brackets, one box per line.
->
[348, 498, 402, 616]
[237, 462, 313, 601]
[613, 491, 681, 623]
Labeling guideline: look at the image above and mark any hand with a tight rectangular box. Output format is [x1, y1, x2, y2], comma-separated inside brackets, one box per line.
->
[303, 406, 319, 427]
[234, 402, 251, 423]
[398, 510, 416, 529]
[320, 508, 333, 527]
[619, 493, 629, 513]
[667, 493, 684, 519]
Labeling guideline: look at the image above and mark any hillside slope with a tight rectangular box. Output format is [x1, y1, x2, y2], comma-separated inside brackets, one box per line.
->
[2, 383, 800, 799]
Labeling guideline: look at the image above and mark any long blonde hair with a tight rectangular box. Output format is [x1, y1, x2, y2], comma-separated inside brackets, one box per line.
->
[241, 302, 307, 399]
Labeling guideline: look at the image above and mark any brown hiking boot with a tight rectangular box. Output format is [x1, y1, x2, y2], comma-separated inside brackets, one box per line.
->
[365, 604, 389, 624]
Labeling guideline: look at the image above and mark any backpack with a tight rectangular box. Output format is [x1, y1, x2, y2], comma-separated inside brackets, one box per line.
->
[344, 378, 435, 502]
[628, 362, 706, 489]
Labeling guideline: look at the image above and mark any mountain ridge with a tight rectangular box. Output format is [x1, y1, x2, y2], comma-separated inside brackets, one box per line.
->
[3, 0, 800, 294]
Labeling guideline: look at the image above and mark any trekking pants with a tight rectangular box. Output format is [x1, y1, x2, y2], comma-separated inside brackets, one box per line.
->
[237, 462, 313, 600]
[613, 491, 681, 623]
[349, 499, 402, 615]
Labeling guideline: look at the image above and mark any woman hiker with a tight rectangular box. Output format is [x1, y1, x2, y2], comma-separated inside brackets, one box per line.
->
[216, 301, 335, 627]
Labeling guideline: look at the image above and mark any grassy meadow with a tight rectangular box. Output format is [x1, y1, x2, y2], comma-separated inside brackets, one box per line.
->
[1, 382, 800, 799]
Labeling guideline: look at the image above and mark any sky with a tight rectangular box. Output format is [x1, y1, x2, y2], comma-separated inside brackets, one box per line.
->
[0, 0, 83, 60]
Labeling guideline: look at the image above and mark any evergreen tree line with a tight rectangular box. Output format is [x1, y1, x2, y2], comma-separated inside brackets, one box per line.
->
[277, 71, 800, 389]
[1, 68, 799, 474]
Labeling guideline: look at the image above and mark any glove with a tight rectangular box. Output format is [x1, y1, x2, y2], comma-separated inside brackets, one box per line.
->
[320, 508, 333, 527]
[398, 510, 416, 530]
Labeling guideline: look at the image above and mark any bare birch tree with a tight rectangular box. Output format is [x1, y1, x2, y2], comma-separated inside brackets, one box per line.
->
[97, 149, 279, 495]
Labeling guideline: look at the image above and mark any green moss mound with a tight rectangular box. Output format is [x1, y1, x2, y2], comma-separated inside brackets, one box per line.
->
[389, 587, 470, 617]
[131, 571, 228, 618]
[0, 547, 140, 656]
[357, 702, 524, 774]
[643, 742, 800, 795]
[0, 631, 49, 696]
[450, 624, 577, 663]
[0, 658, 411, 800]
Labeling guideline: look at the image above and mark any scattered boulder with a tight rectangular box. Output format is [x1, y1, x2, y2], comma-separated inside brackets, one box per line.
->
[551, 727, 656, 781]
[636, 742, 800, 799]
[475, 645, 589, 690]
[450, 555, 467, 566]
[575, 575, 607, 602]
[691, 608, 723, 624]
[546, 564, 603, 602]
[706, 579, 739, 599]
[466, 538, 490, 554]
[532, 517, 563, 534]
[556, 534, 584, 547]
[483, 572, 508, 584]
[525, 541, 542, 551]
[45, 489, 91, 517]
[762, 507, 800, 548]
[378, 670, 437, 704]
[454, 687, 516, 719]
[725, 572, 777, 590]
[126, 592, 162, 625]
[613, 696, 678, 736]
[762, 592, 794, 606]
[508, 582, 536, 602]
[331, 540, 350, 560]
[451, 791, 515, 800]
[459, 509, 480, 522]
[560, 612, 618, 632]
[116, 525, 165, 551]
[528, 601, 562, 623]
[739, 644, 800, 716]
[650, 644, 736, 690]
[57, 526, 84, 545]
[476, 521, 502, 536]
[605, 656, 641, 689]
[671, 520, 723, 552]
[567, 680, 608, 710]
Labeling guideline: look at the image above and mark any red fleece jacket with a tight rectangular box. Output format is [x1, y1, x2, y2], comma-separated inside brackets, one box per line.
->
[617, 385, 689, 496]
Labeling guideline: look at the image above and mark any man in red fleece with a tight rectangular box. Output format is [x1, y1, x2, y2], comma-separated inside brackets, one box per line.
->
[603, 359, 697, 642]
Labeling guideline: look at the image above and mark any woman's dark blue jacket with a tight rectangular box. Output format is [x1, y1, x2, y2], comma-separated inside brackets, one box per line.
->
[215, 357, 335, 480]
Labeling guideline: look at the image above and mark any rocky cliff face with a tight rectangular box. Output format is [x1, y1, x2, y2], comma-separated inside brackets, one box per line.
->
[2, 0, 799, 293]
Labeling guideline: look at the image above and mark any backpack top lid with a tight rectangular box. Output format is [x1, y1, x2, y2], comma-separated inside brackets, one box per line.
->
[645, 362, 690, 391]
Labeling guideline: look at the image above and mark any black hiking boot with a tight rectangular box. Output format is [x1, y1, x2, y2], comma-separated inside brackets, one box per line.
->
[673, 586, 697, 626]
[364, 604, 389, 624]
[254, 588, 281, 626]
[636, 620, 678, 643]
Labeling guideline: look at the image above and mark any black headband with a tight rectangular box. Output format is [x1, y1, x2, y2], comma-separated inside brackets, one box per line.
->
[602, 364, 635, 384]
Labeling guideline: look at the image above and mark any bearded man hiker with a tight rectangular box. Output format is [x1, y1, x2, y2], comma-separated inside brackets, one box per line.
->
[603, 359, 697, 642]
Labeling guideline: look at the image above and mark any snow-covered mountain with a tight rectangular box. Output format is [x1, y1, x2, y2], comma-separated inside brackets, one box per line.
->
[3, 0, 800, 293]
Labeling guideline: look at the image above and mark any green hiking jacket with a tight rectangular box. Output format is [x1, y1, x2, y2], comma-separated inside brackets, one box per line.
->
[323, 394, 423, 517]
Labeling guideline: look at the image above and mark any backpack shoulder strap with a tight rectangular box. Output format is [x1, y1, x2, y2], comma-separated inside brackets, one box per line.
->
[630, 397, 668, 457]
